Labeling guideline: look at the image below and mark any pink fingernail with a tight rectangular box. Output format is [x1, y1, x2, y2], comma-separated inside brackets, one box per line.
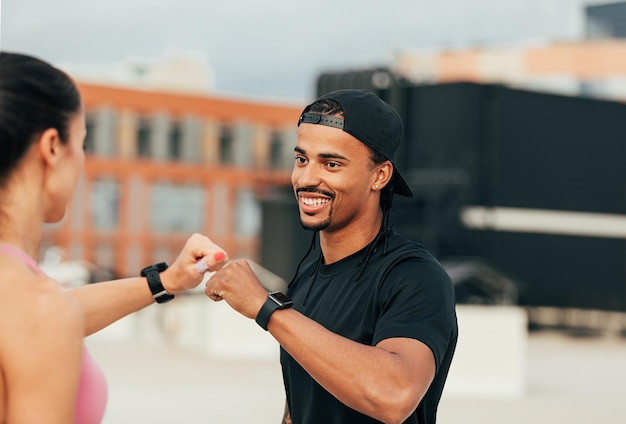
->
[214, 251, 225, 261]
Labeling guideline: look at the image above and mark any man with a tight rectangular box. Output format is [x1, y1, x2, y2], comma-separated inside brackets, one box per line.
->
[205, 89, 458, 424]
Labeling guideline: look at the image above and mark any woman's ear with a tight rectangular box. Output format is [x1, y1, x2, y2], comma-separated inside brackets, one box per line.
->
[38, 128, 62, 167]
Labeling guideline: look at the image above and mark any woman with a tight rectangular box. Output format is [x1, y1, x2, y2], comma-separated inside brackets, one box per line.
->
[0, 51, 228, 423]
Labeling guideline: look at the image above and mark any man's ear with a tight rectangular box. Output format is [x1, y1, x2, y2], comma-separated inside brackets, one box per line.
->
[372, 161, 393, 191]
[38, 128, 62, 167]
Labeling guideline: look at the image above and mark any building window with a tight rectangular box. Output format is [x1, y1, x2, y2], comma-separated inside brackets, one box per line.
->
[235, 186, 261, 238]
[269, 130, 283, 169]
[137, 117, 151, 158]
[169, 120, 182, 160]
[150, 182, 204, 232]
[91, 178, 120, 230]
[219, 126, 233, 165]
[84, 113, 96, 154]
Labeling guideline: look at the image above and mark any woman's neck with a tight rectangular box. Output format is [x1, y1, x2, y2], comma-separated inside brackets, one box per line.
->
[0, 188, 44, 259]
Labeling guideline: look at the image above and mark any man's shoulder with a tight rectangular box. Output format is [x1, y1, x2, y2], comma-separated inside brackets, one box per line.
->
[385, 231, 435, 261]
[377, 232, 452, 285]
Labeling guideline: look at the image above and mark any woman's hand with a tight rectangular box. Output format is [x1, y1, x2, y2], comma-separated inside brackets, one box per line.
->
[161, 233, 228, 294]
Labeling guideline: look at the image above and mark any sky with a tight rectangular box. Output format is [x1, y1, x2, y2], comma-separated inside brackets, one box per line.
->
[0, 0, 609, 103]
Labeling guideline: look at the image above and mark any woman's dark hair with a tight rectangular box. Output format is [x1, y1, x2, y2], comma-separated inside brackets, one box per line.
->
[0, 51, 81, 186]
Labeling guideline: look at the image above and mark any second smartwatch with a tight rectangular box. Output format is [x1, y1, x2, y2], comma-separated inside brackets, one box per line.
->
[255, 291, 293, 331]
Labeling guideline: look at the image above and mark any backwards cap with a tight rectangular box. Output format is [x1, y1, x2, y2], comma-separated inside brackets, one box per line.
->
[298, 89, 412, 197]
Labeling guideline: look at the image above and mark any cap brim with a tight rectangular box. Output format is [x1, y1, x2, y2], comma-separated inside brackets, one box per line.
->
[392, 170, 413, 197]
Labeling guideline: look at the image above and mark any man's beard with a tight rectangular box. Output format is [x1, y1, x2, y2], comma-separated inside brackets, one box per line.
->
[300, 205, 333, 232]
[296, 187, 335, 232]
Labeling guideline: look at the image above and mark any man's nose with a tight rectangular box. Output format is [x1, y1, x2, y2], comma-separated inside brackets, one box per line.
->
[294, 163, 321, 188]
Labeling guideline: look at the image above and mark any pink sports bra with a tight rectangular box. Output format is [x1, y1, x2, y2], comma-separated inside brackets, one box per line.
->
[0, 244, 108, 423]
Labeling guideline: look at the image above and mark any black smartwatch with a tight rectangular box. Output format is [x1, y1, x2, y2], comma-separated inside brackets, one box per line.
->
[255, 291, 293, 331]
[141, 262, 175, 304]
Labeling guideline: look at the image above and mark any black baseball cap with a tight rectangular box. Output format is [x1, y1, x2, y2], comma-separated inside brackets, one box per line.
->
[298, 89, 413, 197]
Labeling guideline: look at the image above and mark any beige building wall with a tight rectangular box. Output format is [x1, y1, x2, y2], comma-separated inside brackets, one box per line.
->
[436, 49, 481, 82]
[478, 49, 525, 84]
[524, 41, 626, 79]
[117, 109, 138, 159]
[251, 125, 271, 169]
[201, 119, 221, 165]
[394, 49, 438, 83]
[394, 40, 626, 101]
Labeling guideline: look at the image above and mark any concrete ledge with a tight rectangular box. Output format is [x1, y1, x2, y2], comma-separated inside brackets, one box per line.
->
[444, 305, 528, 398]
[90, 299, 529, 398]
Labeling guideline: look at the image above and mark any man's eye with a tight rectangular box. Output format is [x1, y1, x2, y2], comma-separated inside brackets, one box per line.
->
[295, 156, 307, 164]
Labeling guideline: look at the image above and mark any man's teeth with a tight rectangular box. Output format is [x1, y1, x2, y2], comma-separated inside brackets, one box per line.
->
[301, 197, 330, 206]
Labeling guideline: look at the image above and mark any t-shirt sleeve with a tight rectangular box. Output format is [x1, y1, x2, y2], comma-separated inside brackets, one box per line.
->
[372, 258, 457, 370]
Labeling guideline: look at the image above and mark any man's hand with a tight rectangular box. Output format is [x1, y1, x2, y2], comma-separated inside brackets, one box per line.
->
[204, 258, 268, 319]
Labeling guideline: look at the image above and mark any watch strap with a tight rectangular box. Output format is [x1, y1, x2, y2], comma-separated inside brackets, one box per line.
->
[141, 262, 175, 304]
[255, 292, 292, 331]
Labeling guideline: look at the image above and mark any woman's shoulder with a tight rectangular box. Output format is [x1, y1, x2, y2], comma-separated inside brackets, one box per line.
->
[0, 258, 84, 423]
[0, 258, 83, 343]
[0, 254, 64, 294]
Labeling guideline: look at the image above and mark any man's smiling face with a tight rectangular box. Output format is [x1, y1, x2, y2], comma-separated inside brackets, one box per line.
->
[291, 122, 378, 234]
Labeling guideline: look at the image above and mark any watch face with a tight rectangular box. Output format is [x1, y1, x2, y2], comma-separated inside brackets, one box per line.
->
[269, 291, 292, 306]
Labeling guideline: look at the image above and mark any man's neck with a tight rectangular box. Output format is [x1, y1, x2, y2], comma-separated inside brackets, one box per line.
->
[319, 213, 383, 265]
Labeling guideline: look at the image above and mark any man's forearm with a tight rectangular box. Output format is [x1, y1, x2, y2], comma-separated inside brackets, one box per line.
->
[281, 402, 292, 424]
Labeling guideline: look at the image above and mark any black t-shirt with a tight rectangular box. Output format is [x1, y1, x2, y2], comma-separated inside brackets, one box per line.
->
[281, 231, 458, 424]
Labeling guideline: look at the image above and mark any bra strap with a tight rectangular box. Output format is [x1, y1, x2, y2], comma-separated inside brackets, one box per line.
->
[0, 244, 43, 274]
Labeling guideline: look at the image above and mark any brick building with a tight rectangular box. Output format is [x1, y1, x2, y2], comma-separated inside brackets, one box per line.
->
[43, 83, 302, 278]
